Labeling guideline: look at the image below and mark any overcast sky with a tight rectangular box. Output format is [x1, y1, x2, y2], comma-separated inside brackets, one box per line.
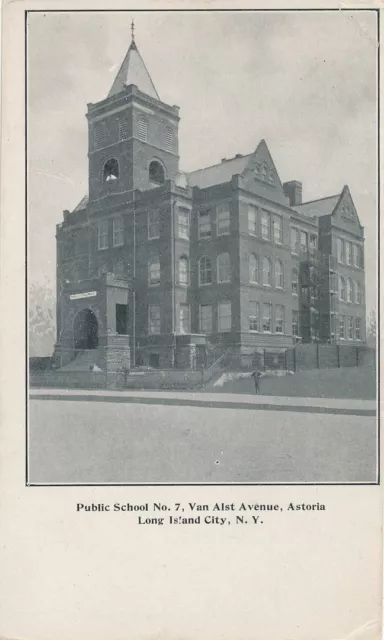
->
[28, 10, 378, 312]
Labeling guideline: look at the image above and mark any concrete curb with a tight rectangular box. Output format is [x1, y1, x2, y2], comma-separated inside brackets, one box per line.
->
[29, 393, 376, 416]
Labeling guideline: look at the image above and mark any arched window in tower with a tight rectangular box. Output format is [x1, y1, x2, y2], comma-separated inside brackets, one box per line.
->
[103, 158, 119, 182]
[138, 117, 148, 142]
[149, 160, 165, 186]
[164, 127, 173, 152]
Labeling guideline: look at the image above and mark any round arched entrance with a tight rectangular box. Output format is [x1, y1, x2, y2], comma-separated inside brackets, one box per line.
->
[73, 309, 99, 350]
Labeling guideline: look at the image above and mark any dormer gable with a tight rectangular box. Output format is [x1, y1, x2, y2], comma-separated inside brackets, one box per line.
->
[332, 185, 363, 234]
[240, 140, 289, 206]
[242, 140, 281, 185]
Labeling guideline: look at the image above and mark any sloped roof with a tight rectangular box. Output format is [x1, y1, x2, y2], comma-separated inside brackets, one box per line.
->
[292, 194, 340, 218]
[73, 195, 89, 212]
[188, 154, 252, 189]
[108, 40, 160, 100]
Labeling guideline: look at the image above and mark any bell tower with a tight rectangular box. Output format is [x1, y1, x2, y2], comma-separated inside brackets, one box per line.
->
[86, 23, 180, 210]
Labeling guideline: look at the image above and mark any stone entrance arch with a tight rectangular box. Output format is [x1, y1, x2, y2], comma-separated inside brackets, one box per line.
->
[73, 309, 99, 350]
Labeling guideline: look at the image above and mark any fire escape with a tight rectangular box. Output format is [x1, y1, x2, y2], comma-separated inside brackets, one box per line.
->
[299, 245, 338, 343]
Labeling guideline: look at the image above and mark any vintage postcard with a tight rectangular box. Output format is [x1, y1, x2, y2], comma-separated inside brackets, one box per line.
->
[0, 1, 382, 639]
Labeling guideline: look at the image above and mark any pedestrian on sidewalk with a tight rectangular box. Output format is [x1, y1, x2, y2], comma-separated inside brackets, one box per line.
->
[251, 369, 262, 395]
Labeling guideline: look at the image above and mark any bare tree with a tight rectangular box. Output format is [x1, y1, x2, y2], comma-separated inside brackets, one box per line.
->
[29, 279, 55, 356]
[366, 309, 376, 348]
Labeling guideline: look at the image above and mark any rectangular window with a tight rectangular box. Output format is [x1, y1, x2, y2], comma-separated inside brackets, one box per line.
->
[355, 281, 362, 304]
[339, 315, 346, 339]
[116, 304, 128, 335]
[148, 305, 161, 334]
[310, 234, 317, 249]
[347, 316, 354, 340]
[93, 123, 105, 150]
[149, 259, 160, 286]
[118, 119, 129, 141]
[138, 117, 148, 142]
[199, 211, 212, 239]
[275, 305, 284, 334]
[262, 303, 272, 332]
[217, 204, 230, 236]
[179, 304, 190, 334]
[353, 244, 363, 268]
[292, 310, 299, 336]
[177, 209, 190, 240]
[179, 257, 188, 286]
[218, 302, 232, 332]
[113, 217, 124, 247]
[273, 217, 282, 244]
[330, 273, 338, 294]
[337, 238, 345, 263]
[346, 241, 352, 265]
[97, 220, 108, 250]
[290, 227, 299, 253]
[249, 302, 260, 332]
[148, 210, 160, 240]
[200, 305, 213, 333]
[300, 231, 308, 248]
[261, 211, 271, 240]
[355, 317, 361, 340]
[292, 270, 299, 296]
[248, 205, 258, 235]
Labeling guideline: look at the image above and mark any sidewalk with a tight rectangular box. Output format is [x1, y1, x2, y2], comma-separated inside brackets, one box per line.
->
[29, 387, 376, 416]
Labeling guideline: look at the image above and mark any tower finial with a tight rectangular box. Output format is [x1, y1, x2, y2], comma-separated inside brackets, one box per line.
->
[131, 19, 135, 43]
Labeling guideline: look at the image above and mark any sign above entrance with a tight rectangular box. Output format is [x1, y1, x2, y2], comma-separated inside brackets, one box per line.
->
[69, 291, 97, 300]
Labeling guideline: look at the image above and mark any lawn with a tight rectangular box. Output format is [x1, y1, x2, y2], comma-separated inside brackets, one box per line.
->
[210, 364, 376, 399]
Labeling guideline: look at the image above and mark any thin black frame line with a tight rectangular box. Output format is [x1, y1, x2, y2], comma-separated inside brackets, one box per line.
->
[26, 8, 379, 12]
[376, 9, 381, 486]
[25, 7, 381, 488]
[26, 482, 379, 488]
[25, 10, 29, 487]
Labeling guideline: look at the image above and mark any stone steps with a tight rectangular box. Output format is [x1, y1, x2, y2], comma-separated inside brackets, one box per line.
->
[59, 350, 101, 372]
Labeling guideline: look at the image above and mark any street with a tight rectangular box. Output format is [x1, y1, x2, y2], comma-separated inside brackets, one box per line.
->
[28, 396, 377, 484]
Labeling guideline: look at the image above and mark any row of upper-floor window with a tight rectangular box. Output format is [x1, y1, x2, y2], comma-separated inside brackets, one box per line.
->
[94, 208, 315, 247]
[94, 252, 364, 306]
[92, 118, 174, 152]
[144, 254, 287, 288]
[337, 238, 363, 268]
[91, 211, 361, 260]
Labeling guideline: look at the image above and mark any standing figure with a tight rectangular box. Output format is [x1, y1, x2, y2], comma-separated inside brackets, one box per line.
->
[251, 369, 262, 394]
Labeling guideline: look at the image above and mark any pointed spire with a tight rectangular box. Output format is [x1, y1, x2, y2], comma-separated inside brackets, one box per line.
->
[131, 19, 135, 47]
[108, 24, 160, 100]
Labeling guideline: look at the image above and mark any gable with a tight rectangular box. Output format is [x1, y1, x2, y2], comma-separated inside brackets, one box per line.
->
[240, 140, 289, 206]
[332, 186, 363, 232]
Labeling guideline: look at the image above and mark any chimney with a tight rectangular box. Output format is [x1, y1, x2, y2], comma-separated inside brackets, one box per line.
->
[283, 181, 302, 206]
[63, 209, 70, 222]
